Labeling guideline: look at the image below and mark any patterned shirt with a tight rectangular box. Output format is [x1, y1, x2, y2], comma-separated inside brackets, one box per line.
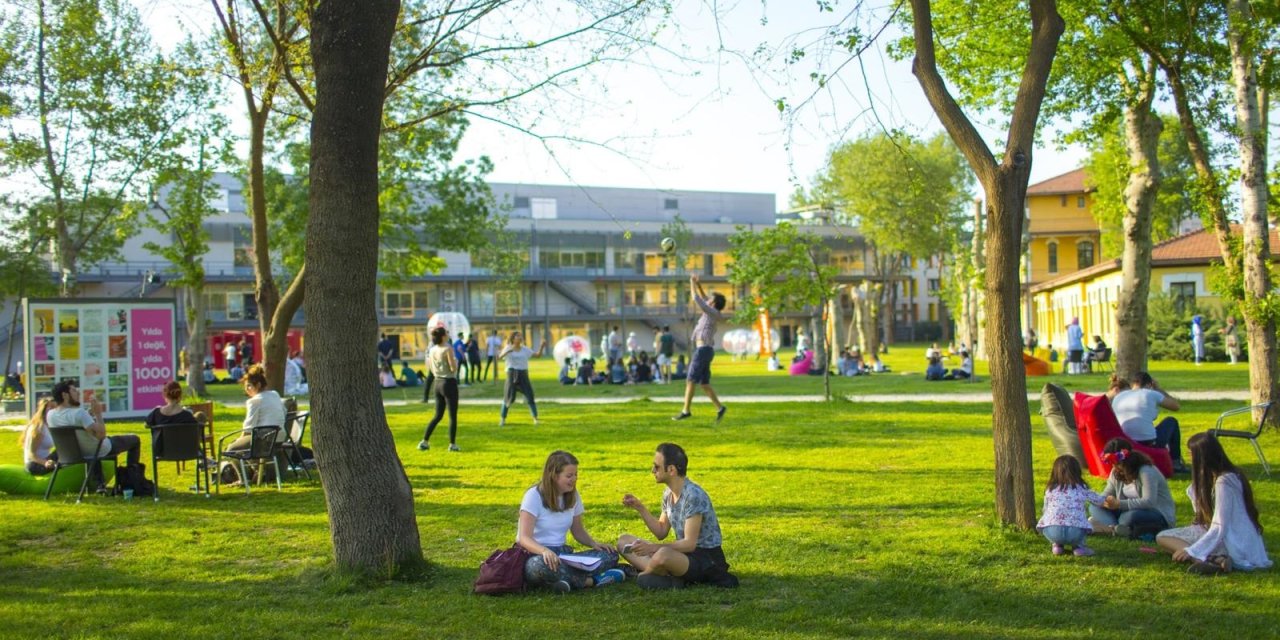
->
[690, 295, 722, 347]
[1036, 485, 1105, 531]
[663, 479, 723, 548]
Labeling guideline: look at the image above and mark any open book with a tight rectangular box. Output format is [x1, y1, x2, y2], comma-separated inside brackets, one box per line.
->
[559, 554, 603, 571]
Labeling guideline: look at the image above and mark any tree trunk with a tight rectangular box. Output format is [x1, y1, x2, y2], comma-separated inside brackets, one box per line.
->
[863, 281, 883, 358]
[910, 0, 1062, 529]
[185, 286, 208, 397]
[1227, 0, 1280, 421]
[821, 297, 832, 401]
[1114, 85, 1162, 382]
[307, 0, 422, 575]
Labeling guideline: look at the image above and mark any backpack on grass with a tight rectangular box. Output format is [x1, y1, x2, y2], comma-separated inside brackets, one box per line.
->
[113, 462, 155, 497]
[473, 545, 530, 595]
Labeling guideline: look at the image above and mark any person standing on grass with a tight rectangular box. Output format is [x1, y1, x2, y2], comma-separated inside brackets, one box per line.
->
[484, 330, 503, 382]
[453, 333, 469, 387]
[466, 333, 482, 385]
[1157, 432, 1272, 574]
[498, 330, 545, 427]
[1065, 317, 1084, 374]
[618, 442, 738, 589]
[657, 325, 675, 384]
[1220, 316, 1241, 365]
[673, 274, 726, 423]
[223, 340, 238, 371]
[517, 450, 625, 593]
[1087, 439, 1176, 540]
[1037, 455, 1106, 556]
[608, 326, 622, 363]
[419, 326, 461, 452]
[1111, 371, 1187, 473]
[1191, 315, 1205, 365]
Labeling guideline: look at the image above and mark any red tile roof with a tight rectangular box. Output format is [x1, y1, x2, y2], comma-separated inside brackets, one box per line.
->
[1029, 226, 1280, 293]
[1026, 168, 1090, 196]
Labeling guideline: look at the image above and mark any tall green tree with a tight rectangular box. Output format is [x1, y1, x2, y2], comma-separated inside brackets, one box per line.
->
[727, 223, 840, 400]
[0, 208, 58, 390]
[0, 0, 201, 294]
[810, 131, 970, 353]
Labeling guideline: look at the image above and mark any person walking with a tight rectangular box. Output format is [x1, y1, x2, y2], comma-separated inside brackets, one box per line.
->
[419, 326, 461, 452]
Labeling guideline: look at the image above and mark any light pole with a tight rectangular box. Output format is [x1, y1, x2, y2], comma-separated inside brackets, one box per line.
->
[140, 270, 162, 298]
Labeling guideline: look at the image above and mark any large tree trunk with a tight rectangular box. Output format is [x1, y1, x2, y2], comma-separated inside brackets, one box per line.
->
[965, 201, 983, 356]
[307, 0, 422, 575]
[910, 0, 1062, 529]
[185, 286, 208, 397]
[1114, 76, 1162, 382]
[1228, 0, 1280, 420]
[862, 281, 883, 358]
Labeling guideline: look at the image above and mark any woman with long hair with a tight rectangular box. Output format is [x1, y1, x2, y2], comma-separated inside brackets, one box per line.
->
[498, 330, 545, 427]
[418, 326, 460, 452]
[227, 364, 286, 452]
[1157, 432, 1272, 574]
[21, 398, 57, 475]
[1087, 439, 1176, 539]
[517, 450, 623, 593]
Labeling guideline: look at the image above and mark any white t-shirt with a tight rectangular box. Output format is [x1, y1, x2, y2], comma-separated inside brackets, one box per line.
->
[486, 335, 503, 357]
[47, 406, 109, 458]
[1111, 388, 1163, 442]
[518, 486, 584, 547]
[224, 344, 237, 363]
[504, 346, 534, 370]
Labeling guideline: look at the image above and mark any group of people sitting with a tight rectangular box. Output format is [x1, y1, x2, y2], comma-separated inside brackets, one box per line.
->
[515, 443, 738, 593]
[1037, 435, 1270, 574]
[924, 343, 973, 381]
[559, 353, 688, 386]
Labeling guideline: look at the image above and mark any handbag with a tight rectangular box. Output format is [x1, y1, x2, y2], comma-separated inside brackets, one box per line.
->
[473, 544, 531, 595]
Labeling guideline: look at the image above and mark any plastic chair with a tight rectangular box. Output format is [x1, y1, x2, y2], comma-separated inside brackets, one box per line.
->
[278, 411, 313, 481]
[149, 422, 211, 500]
[217, 425, 282, 495]
[1090, 348, 1113, 374]
[1213, 402, 1273, 478]
[45, 426, 115, 503]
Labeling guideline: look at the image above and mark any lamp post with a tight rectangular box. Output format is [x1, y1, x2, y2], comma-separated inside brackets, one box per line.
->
[140, 269, 162, 298]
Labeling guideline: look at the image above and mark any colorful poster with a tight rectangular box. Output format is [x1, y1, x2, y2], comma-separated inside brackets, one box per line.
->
[108, 335, 127, 359]
[34, 337, 53, 361]
[81, 309, 104, 333]
[59, 336, 79, 360]
[108, 308, 128, 334]
[58, 310, 79, 333]
[33, 309, 54, 333]
[129, 308, 174, 411]
[82, 335, 104, 360]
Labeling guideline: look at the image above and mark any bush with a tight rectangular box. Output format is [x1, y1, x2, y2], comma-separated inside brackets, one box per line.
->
[1146, 292, 1236, 362]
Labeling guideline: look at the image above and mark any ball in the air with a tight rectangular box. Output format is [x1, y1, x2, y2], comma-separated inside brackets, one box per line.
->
[661, 237, 676, 253]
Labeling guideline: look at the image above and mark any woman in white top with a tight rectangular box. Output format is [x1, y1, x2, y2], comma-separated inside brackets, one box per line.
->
[498, 331, 545, 427]
[517, 450, 624, 593]
[418, 326, 460, 452]
[21, 398, 57, 475]
[1157, 432, 1272, 574]
[227, 364, 286, 452]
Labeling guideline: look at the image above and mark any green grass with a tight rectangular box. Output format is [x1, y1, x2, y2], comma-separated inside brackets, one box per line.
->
[1, 382, 1277, 638]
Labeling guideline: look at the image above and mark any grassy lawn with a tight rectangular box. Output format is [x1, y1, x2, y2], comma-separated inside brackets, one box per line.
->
[1, 381, 1277, 638]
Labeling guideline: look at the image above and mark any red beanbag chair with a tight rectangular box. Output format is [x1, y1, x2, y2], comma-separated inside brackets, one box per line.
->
[1072, 392, 1173, 478]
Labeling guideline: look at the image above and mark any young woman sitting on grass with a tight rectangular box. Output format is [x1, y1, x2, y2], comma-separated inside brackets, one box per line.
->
[1157, 432, 1273, 574]
[1088, 439, 1176, 540]
[20, 398, 56, 475]
[1036, 455, 1105, 556]
[517, 450, 625, 593]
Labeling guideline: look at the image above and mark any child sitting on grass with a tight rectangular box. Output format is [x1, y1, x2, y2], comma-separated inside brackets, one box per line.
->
[1036, 455, 1106, 557]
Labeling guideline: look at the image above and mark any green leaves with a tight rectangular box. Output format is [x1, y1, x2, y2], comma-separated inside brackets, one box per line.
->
[726, 223, 838, 326]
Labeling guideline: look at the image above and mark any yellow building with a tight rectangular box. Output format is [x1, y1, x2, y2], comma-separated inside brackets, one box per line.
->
[1025, 168, 1100, 285]
[1028, 226, 1280, 352]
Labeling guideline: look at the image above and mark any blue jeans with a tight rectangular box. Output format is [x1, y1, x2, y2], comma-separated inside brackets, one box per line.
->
[1088, 505, 1170, 535]
[1041, 526, 1087, 546]
[522, 545, 618, 590]
[1144, 417, 1183, 462]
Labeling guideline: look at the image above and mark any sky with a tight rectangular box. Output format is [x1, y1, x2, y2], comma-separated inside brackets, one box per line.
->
[134, 0, 1088, 207]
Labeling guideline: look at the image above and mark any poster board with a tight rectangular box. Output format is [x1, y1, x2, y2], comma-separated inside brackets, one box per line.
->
[23, 298, 177, 419]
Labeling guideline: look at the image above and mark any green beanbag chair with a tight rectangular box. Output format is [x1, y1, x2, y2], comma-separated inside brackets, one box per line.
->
[1039, 382, 1086, 466]
[0, 461, 117, 496]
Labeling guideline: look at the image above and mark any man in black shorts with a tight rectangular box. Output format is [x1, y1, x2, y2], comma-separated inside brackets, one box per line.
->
[618, 442, 738, 589]
[673, 274, 726, 423]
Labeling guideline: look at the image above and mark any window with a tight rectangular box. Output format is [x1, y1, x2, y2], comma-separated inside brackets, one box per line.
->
[1047, 242, 1058, 274]
[1060, 195, 1068, 207]
[513, 196, 530, 209]
[531, 197, 557, 219]
[1170, 282, 1196, 315]
[383, 291, 415, 318]
[1077, 241, 1095, 269]
[927, 278, 940, 293]
[1077, 195, 1086, 208]
[664, 198, 678, 210]
[233, 225, 253, 268]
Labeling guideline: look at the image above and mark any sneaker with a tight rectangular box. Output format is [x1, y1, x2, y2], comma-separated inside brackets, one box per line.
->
[672, 412, 691, 421]
[1073, 546, 1095, 557]
[1113, 524, 1132, 539]
[636, 573, 685, 590]
[593, 568, 625, 587]
[532, 417, 539, 425]
[1172, 460, 1190, 474]
[448, 444, 460, 452]
[715, 405, 727, 424]
[1052, 543, 1064, 556]
[499, 418, 506, 427]
[1189, 554, 1232, 576]
[1137, 532, 1156, 543]
[417, 440, 429, 451]
[550, 579, 572, 594]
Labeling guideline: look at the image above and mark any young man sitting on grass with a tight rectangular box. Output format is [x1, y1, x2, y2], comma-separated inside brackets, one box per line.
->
[617, 442, 738, 589]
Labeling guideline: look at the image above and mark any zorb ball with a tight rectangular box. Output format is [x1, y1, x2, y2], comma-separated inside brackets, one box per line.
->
[553, 335, 591, 366]
[747, 328, 781, 354]
[721, 329, 752, 357]
[661, 237, 676, 253]
[427, 312, 471, 342]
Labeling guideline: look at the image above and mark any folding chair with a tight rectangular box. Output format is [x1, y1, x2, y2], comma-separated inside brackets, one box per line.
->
[1089, 348, 1113, 374]
[278, 411, 313, 481]
[149, 421, 212, 500]
[1213, 402, 1273, 478]
[45, 426, 116, 503]
[217, 425, 283, 495]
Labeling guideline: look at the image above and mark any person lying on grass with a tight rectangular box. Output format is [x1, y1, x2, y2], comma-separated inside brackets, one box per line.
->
[516, 450, 623, 594]
[618, 442, 738, 589]
[1036, 455, 1105, 557]
[1157, 433, 1272, 575]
